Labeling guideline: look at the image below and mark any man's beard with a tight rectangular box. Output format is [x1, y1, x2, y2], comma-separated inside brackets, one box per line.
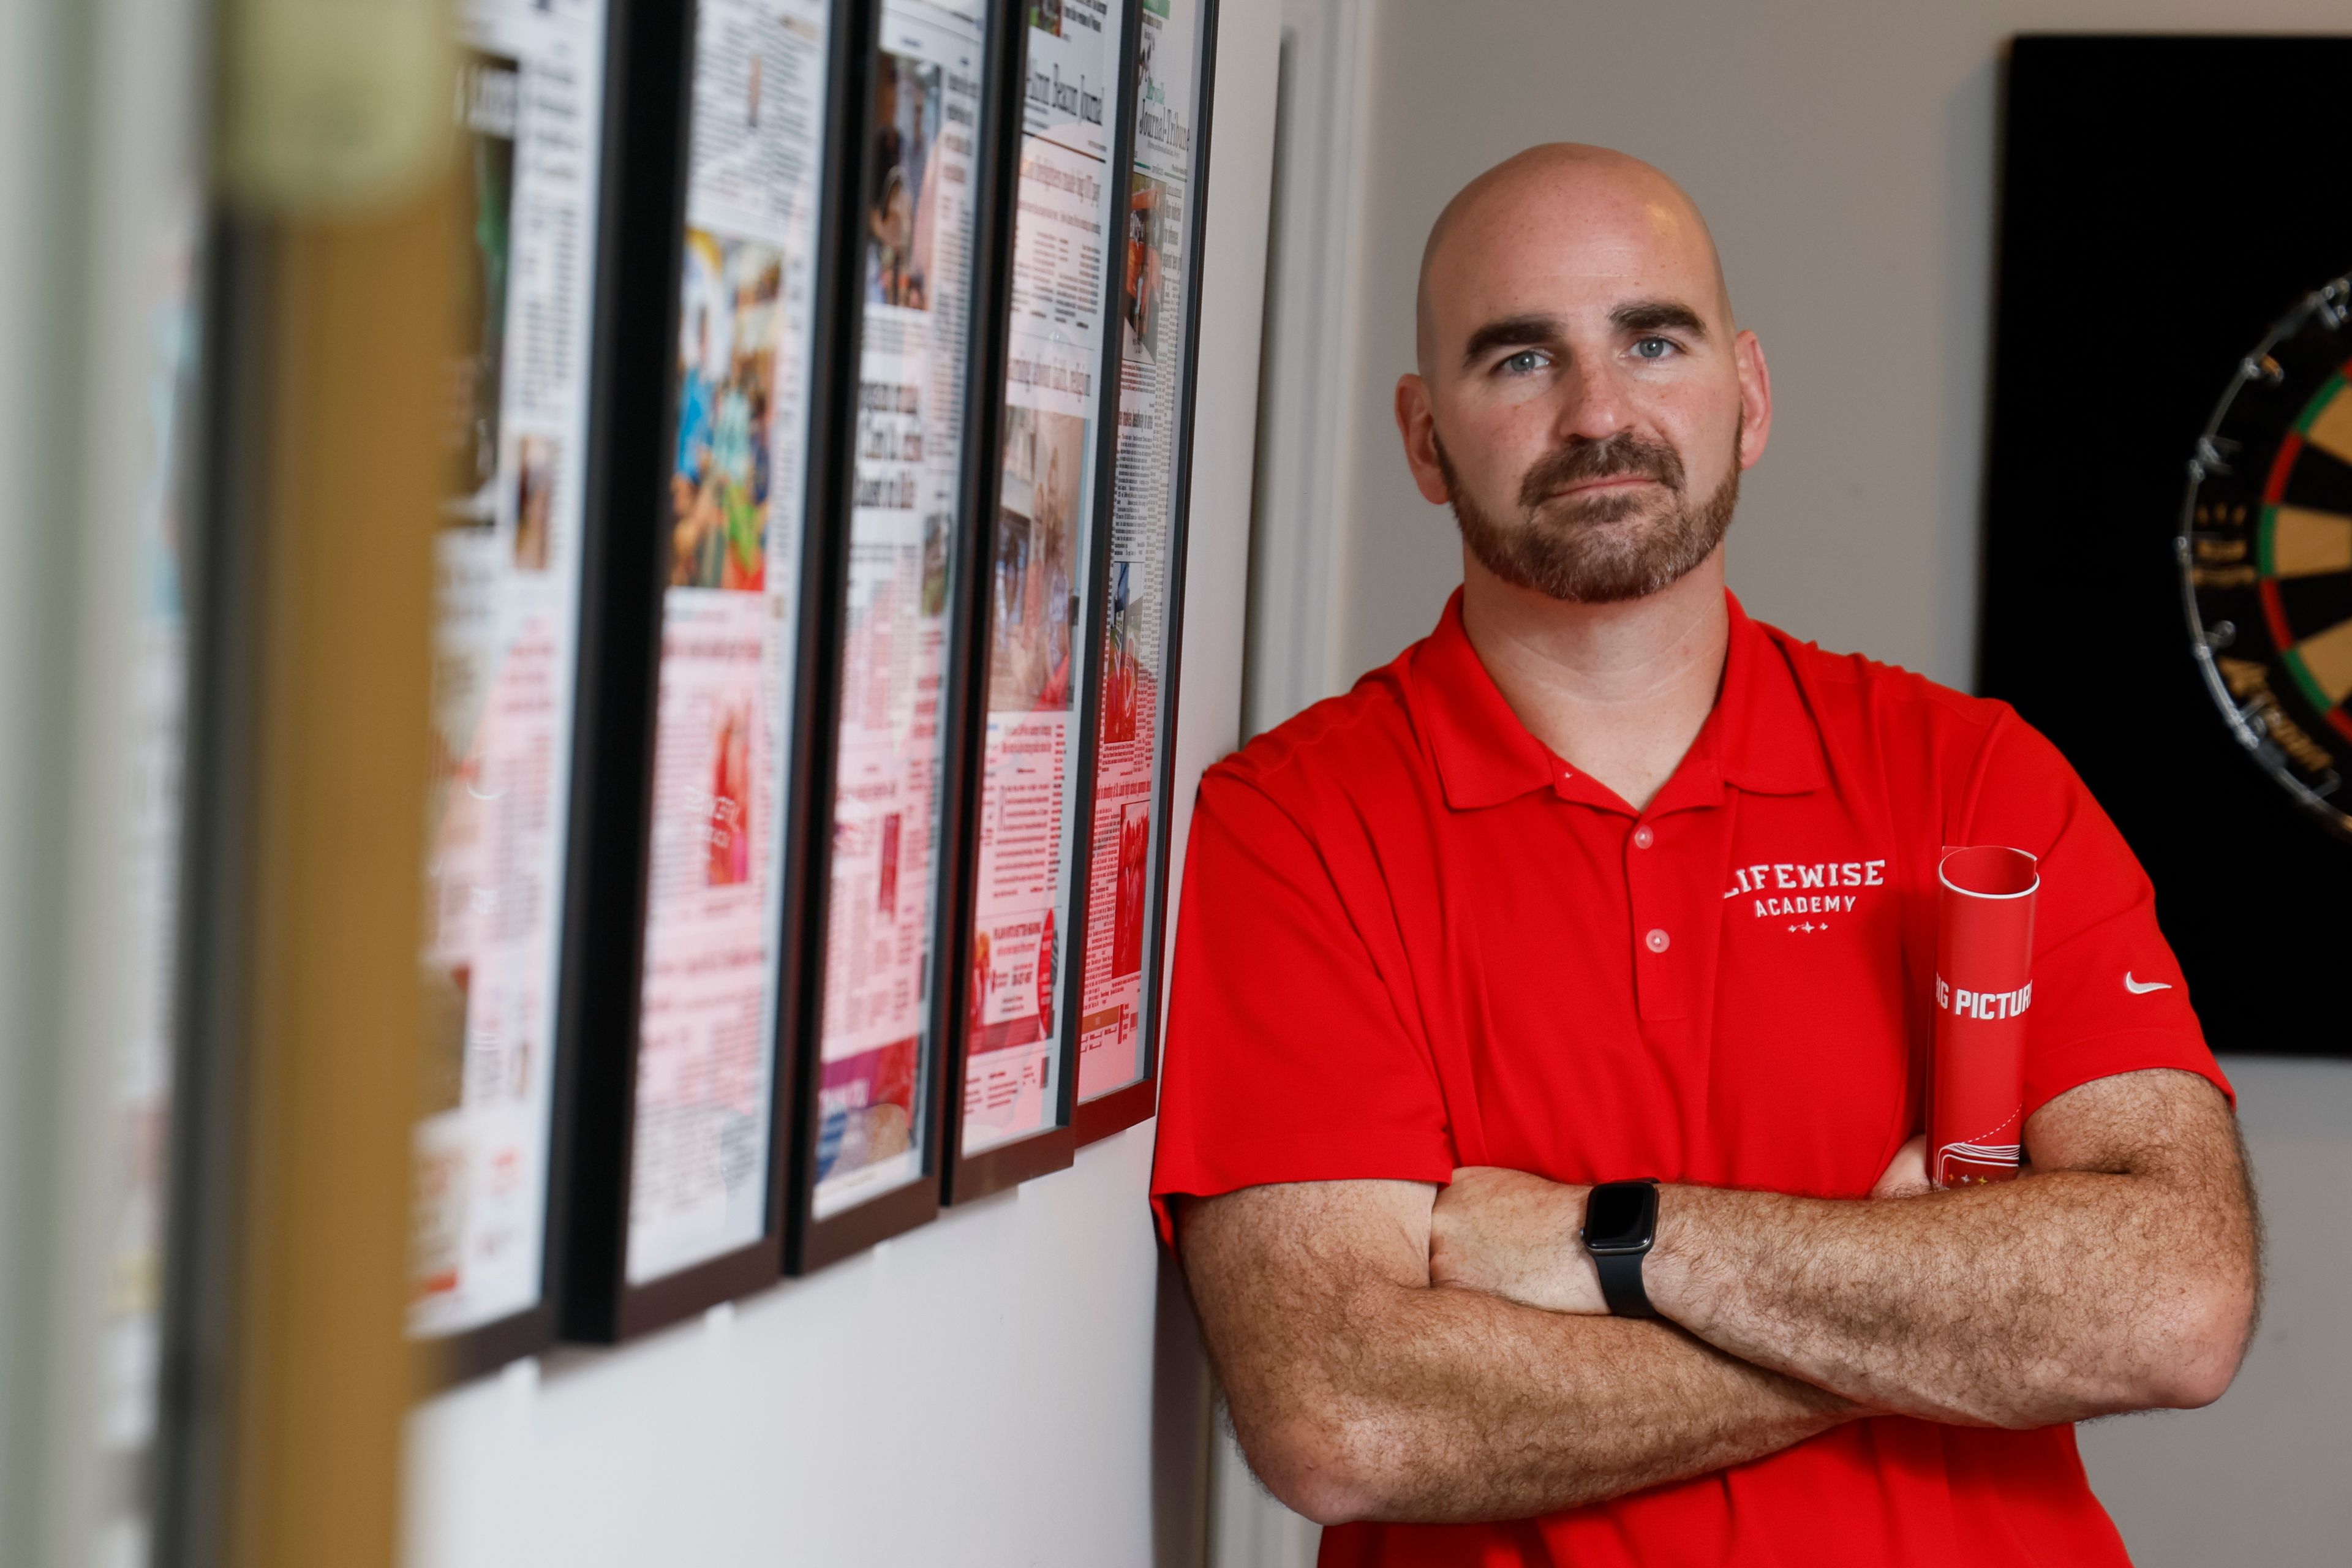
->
[1438, 424, 1740, 604]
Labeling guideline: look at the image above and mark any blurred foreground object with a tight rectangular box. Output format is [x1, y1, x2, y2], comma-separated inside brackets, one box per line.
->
[1, 1, 454, 1565]
[167, 184, 453, 1568]
[221, 0, 451, 215]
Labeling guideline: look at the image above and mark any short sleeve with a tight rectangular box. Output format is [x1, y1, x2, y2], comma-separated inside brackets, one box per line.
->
[1959, 714, 2234, 1117]
[1148, 767, 1455, 1245]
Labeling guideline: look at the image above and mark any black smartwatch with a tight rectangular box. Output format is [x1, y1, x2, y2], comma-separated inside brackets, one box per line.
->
[1582, 1179, 1660, 1318]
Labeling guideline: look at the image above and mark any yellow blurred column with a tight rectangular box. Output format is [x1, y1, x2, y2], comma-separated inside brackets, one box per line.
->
[217, 204, 451, 1568]
[203, 4, 451, 1566]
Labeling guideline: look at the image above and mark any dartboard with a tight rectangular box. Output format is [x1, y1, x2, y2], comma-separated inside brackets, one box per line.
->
[2180, 271, 2352, 842]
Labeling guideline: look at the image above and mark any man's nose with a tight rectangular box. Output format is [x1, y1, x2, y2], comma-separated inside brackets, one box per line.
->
[1551, 352, 1638, 444]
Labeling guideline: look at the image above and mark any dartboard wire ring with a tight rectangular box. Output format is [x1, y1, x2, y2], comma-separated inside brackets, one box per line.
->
[2177, 270, 2352, 843]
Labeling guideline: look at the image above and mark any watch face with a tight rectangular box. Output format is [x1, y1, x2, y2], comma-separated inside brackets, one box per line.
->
[2180, 270, 2352, 842]
[1584, 1182, 1657, 1252]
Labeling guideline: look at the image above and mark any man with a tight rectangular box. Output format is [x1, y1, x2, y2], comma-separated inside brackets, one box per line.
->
[1151, 145, 2257, 1564]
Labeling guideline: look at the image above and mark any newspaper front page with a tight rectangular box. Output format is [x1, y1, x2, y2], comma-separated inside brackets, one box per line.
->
[1074, 0, 1201, 1102]
[957, 0, 1125, 1156]
[810, 0, 990, 1219]
[625, 0, 835, 1284]
[413, 0, 609, 1337]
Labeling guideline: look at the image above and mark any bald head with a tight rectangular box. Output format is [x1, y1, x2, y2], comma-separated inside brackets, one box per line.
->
[1392, 143, 1773, 609]
[1415, 145, 1732, 378]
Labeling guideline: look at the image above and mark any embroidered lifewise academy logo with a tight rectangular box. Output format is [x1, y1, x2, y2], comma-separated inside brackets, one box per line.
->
[1723, 859, 1887, 930]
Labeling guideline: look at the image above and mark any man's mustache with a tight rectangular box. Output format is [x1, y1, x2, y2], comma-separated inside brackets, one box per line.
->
[1518, 432, 1686, 511]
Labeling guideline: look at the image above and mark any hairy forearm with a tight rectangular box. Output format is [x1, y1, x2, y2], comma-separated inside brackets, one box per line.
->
[1645, 1079, 2256, 1427]
[1221, 1280, 1855, 1523]
[1180, 1182, 1859, 1526]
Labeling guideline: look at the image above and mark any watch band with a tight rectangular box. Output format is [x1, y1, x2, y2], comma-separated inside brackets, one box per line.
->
[1583, 1178, 1661, 1319]
[1593, 1248, 1656, 1319]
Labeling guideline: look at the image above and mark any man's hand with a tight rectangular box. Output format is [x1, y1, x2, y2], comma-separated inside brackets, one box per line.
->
[1431, 1137, 1936, 1314]
[1868, 1134, 1932, 1199]
[1428, 1167, 1602, 1313]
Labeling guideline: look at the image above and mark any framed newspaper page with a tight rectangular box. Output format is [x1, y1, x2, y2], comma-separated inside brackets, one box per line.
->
[558, 0, 859, 1341]
[783, 0, 1020, 1272]
[1071, 0, 1215, 1146]
[938, 0, 1144, 1204]
[409, 0, 630, 1379]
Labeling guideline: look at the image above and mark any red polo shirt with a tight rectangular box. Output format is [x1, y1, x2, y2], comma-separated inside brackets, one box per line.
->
[1152, 589, 2228, 1568]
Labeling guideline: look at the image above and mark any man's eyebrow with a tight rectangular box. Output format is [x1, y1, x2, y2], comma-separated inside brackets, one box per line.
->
[1457, 302, 1710, 368]
[1460, 314, 1562, 368]
[1612, 300, 1709, 339]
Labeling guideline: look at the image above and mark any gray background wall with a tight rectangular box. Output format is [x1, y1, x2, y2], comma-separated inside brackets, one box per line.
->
[1330, 0, 2352, 688]
[2090, 1055, 2352, 1562]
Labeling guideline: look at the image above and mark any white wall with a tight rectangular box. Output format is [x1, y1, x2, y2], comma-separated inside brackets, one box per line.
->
[400, 4, 1283, 1564]
[407, 1129, 1192, 1567]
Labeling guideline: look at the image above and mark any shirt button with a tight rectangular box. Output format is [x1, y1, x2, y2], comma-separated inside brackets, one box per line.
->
[1632, 825, 1655, 849]
[1645, 927, 1671, 954]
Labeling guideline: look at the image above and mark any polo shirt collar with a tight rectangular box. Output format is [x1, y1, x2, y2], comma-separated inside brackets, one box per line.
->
[1710, 591, 1830, 797]
[1410, 587, 1827, 813]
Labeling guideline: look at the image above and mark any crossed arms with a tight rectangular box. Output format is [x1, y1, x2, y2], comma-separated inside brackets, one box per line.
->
[1176, 1068, 2259, 1527]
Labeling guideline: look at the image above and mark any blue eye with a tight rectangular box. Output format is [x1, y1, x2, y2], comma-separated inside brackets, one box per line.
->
[1500, 349, 1548, 374]
[1632, 336, 1675, 360]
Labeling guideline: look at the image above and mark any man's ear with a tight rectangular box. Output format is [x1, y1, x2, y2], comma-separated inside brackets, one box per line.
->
[1395, 374, 1453, 505]
[1733, 330, 1774, 471]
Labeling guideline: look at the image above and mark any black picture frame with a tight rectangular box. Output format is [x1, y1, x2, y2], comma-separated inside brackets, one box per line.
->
[783, 0, 1024, 1273]
[1072, 0, 1218, 1149]
[936, 0, 1147, 1205]
[402, 0, 650, 1384]
[558, 0, 862, 1341]
[1977, 34, 2352, 1060]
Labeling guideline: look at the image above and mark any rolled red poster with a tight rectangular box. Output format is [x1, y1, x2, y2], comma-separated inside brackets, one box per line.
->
[1931, 845, 2039, 1188]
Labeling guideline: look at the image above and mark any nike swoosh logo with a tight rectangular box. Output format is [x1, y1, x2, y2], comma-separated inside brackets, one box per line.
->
[2124, 973, 2173, 995]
